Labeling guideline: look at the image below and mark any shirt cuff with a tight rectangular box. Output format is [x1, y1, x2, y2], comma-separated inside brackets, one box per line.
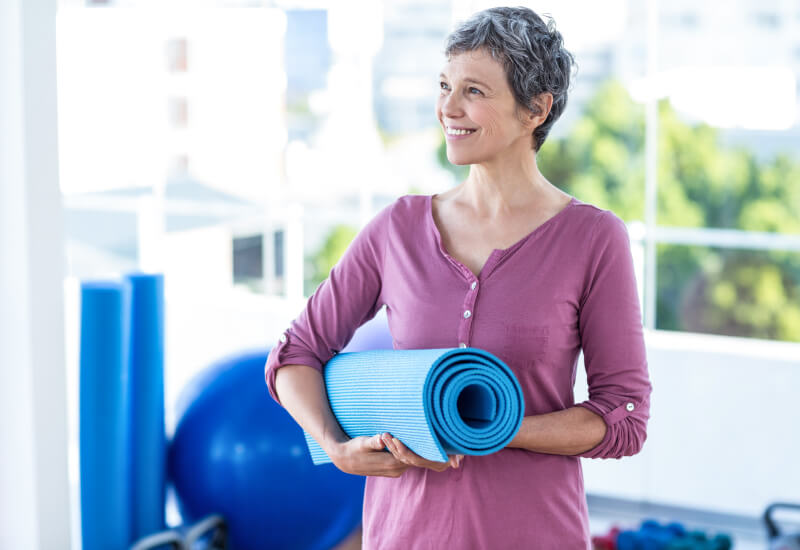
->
[264, 332, 324, 407]
[572, 398, 643, 458]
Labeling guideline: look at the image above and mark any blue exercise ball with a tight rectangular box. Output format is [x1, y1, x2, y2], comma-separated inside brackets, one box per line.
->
[168, 348, 365, 550]
[339, 306, 393, 353]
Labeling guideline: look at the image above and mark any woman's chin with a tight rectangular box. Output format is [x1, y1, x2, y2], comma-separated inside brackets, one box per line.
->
[446, 153, 475, 166]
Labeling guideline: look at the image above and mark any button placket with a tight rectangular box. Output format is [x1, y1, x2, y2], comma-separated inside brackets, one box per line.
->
[458, 278, 479, 349]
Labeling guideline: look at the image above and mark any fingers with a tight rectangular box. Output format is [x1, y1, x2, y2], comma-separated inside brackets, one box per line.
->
[372, 451, 409, 477]
[445, 454, 464, 470]
[336, 435, 414, 478]
[448, 455, 463, 468]
[383, 433, 420, 467]
[381, 433, 456, 471]
[372, 431, 466, 476]
[367, 433, 385, 450]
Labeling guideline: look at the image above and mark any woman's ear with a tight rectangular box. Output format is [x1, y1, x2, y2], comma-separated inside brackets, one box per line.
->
[526, 92, 553, 130]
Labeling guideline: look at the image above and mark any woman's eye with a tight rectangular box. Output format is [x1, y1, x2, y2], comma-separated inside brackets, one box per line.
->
[439, 82, 482, 96]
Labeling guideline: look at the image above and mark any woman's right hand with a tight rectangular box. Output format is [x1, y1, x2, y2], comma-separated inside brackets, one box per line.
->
[329, 433, 411, 477]
[329, 434, 458, 478]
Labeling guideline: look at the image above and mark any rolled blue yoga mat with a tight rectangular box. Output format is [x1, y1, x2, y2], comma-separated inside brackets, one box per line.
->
[304, 347, 524, 465]
[126, 273, 166, 541]
[79, 281, 131, 550]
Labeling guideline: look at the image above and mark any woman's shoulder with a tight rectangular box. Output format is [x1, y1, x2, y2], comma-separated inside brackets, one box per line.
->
[357, 194, 428, 243]
[566, 200, 634, 264]
[393, 193, 429, 211]
[569, 197, 628, 236]
[381, 193, 430, 227]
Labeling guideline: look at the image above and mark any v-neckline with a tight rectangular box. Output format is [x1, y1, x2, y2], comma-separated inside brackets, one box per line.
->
[426, 193, 578, 280]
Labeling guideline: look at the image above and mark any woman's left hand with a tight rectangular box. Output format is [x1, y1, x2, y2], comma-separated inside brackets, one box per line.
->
[381, 433, 464, 472]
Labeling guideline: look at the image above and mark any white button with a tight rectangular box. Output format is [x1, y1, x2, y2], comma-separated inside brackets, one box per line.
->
[626, 402, 634, 412]
[463, 310, 471, 318]
[470, 281, 477, 290]
[279, 333, 287, 343]
[459, 342, 467, 348]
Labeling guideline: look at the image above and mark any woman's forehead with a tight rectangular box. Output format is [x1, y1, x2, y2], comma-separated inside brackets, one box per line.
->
[441, 49, 502, 78]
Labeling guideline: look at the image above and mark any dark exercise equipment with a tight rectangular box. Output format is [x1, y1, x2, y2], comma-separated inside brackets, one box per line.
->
[764, 502, 800, 550]
[129, 514, 227, 550]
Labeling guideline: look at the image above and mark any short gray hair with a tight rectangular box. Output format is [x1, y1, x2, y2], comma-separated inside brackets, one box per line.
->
[443, 6, 577, 152]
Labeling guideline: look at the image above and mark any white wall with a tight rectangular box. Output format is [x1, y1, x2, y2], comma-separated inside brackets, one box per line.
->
[56, 7, 287, 204]
[0, 0, 71, 548]
[575, 329, 800, 516]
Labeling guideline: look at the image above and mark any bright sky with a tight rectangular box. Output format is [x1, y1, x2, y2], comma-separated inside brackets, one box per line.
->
[629, 66, 797, 130]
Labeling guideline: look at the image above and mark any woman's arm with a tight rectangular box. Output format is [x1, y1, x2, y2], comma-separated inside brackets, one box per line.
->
[504, 407, 607, 456]
[273, 363, 422, 477]
[274, 364, 350, 456]
[570, 210, 652, 459]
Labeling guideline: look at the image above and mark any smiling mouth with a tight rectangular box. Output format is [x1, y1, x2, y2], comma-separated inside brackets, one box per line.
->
[445, 126, 477, 136]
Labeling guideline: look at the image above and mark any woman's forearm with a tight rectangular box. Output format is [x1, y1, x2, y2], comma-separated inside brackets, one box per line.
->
[505, 406, 607, 456]
[274, 364, 350, 455]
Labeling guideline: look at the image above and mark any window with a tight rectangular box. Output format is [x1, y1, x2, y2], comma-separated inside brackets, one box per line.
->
[166, 37, 188, 73]
[233, 234, 263, 283]
[753, 11, 780, 29]
[168, 97, 188, 128]
[273, 229, 284, 279]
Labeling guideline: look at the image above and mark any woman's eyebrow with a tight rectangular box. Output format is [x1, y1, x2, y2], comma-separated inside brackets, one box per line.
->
[439, 72, 493, 91]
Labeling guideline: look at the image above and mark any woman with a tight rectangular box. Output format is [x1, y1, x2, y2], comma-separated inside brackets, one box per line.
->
[265, 6, 652, 549]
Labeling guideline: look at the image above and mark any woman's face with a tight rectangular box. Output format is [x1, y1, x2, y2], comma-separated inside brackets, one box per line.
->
[436, 48, 534, 166]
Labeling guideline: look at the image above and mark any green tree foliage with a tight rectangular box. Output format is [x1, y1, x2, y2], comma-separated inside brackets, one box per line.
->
[435, 79, 800, 342]
[304, 224, 358, 297]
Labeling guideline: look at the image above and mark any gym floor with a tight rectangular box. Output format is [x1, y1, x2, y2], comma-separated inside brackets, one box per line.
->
[587, 494, 777, 549]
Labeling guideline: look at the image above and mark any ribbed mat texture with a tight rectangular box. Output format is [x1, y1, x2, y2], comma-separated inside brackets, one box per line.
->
[303, 347, 524, 465]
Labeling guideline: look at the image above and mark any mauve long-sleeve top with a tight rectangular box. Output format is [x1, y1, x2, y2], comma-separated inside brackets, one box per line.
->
[264, 193, 652, 550]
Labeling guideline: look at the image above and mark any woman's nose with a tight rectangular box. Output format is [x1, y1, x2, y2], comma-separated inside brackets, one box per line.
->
[440, 91, 462, 116]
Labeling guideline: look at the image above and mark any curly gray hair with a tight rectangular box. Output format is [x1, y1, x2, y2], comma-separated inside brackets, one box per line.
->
[443, 6, 577, 152]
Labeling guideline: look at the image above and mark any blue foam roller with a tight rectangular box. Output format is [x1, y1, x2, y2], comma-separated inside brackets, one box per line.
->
[125, 273, 166, 540]
[79, 280, 131, 550]
[304, 347, 524, 465]
[617, 531, 642, 550]
[666, 522, 688, 537]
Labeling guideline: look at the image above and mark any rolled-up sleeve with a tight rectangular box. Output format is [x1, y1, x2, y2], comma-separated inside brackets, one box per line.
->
[264, 201, 394, 407]
[572, 210, 652, 459]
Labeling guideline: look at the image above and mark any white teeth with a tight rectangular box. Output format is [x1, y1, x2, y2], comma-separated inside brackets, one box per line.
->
[447, 127, 476, 136]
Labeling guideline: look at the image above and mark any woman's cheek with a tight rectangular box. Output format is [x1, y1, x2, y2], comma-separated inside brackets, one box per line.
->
[478, 106, 503, 138]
